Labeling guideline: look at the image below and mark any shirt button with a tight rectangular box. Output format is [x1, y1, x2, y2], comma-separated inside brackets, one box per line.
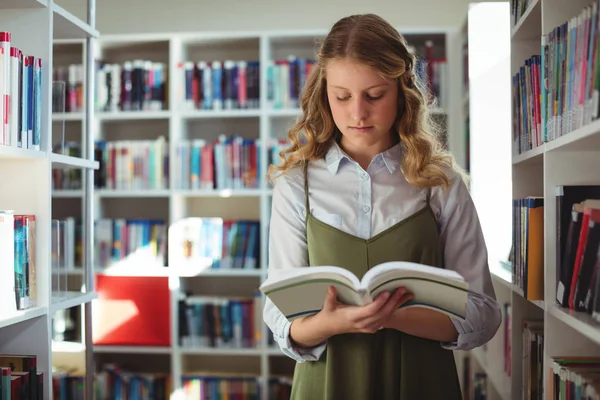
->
[363, 205, 371, 213]
[361, 172, 368, 180]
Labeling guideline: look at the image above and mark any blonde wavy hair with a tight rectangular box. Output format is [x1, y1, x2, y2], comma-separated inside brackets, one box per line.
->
[268, 14, 468, 189]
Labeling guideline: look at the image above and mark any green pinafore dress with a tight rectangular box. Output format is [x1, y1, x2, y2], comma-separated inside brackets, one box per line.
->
[290, 162, 462, 400]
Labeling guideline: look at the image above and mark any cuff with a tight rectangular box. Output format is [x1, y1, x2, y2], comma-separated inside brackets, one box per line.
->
[440, 318, 488, 351]
[276, 320, 328, 363]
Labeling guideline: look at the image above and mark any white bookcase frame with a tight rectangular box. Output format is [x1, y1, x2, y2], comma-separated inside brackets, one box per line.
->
[50, 26, 464, 399]
[0, 0, 99, 399]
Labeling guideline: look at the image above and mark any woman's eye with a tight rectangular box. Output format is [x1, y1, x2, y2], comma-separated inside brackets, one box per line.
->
[336, 96, 350, 101]
[367, 94, 383, 101]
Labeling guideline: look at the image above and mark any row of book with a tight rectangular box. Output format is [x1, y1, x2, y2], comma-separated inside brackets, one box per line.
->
[94, 137, 169, 191]
[182, 376, 291, 400]
[555, 186, 600, 316]
[512, 1, 600, 155]
[0, 354, 42, 400]
[173, 136, 288, 191]
[52, 369, 292, 400]
[53, 365, 171, 400]
[510, 0, 534, 28]
[178, 60, 261, 111]
[266, 56, 315, 110]
[0, 31, 42, 149]
[550, 356, 600, 398]
[95, 60, 167, 113]
[95, 218, 167, 269]
[511, 197, 544, 300]
[522, 320, 544, 399]
[170, 218, 260, 271]
[0, 211, 36, 318]
[178, 293, 262, 349]
[174, 136, 259, 191]
[53, 64, 84, 113]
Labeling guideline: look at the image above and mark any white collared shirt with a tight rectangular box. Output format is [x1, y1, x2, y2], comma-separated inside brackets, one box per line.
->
[263, 141, 502, 362]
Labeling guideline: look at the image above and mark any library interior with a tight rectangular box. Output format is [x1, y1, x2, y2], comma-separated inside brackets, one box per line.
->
[0, 0, 598, 398]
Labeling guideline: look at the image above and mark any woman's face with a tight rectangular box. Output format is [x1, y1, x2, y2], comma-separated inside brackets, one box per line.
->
[326, 58, 399, 163]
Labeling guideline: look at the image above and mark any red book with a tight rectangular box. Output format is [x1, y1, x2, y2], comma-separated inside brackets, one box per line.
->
[93, 275, 171, 346]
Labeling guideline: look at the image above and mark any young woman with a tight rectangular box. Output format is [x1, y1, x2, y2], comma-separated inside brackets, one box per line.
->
[263, 13, 502, 400]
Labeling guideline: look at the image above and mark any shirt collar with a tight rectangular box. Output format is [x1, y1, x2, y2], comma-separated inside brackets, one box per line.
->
[325, 141, 402, 175]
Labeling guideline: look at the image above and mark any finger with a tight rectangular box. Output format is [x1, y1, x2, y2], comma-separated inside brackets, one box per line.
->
[323, 286, 338, 310]
[359, 288, 406, 326]
[358, 291, 390, 317]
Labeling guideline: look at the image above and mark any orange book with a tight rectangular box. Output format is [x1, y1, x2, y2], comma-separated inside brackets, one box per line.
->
[526, 197, 544, 300]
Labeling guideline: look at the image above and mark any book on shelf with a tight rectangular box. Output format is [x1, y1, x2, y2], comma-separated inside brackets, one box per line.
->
[182, 375, 260, 399]
[95, 218, 166, 269]
[0, 211, 37, 318]
[178, 59, 260, 111]
[553, 184, 600, 317]
[96, 60, 167, 112]
[178, 293, 262, 349]
[0, 354, 42, 400]
[512, 2, 600, 155]
[169, 217, 260, 272]
[260, 261, 469, 321]
[53, 63, 83, 113]
[511, 196, 544, 300]
[94, 137, 169, 191]
[549, 356, 600, 398]
[52, 364, 171, 399]
[0, 31, 43, 150]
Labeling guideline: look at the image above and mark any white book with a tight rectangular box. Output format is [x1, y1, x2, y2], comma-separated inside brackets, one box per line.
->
[260, 261, 470, 321]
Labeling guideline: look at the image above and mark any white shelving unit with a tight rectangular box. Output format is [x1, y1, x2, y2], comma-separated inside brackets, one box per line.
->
[0, 0, 98, 399]
[50, 26, 462, 399]
[461, 0, 600, 399]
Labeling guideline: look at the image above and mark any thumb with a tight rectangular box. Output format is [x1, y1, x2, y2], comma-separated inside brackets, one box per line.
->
[323, 286, 338, 310]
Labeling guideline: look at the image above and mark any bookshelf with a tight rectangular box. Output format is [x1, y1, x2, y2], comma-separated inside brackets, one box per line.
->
[462, 0, 600, 399]
[50, 27, 460, 398]
[0, 0, 99, 399]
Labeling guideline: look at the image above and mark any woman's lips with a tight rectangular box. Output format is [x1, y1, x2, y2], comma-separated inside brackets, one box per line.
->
[349, 126, 374, 132]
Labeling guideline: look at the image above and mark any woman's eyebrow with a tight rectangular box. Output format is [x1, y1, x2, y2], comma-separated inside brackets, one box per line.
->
[328, 83, 389, 90]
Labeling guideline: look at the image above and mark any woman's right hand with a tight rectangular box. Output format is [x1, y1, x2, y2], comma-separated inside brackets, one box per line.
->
[289, 285, 412, 349]
[318, 285, 413, 336]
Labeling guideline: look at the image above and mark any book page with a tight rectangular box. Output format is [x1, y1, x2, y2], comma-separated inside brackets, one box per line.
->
[260, 267, 366, 320]
[361, 261, 469, 320]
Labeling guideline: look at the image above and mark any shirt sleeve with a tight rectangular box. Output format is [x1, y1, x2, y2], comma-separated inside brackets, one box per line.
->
[262, 171, 328, 362]
[433, 171, 503, 351]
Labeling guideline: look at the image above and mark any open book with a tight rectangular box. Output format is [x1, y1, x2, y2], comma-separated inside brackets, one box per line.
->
[259, 261, 469, 321]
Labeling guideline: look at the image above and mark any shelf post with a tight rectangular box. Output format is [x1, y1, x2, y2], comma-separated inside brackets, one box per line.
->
[84, 0, 97, 398]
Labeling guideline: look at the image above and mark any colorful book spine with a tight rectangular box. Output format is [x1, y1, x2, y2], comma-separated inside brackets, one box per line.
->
[178, 59, 260, 110]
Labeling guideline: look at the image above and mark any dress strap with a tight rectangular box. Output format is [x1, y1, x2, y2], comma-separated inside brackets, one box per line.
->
[425, 187, 432, 206]
[303, 161, 310, 219]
